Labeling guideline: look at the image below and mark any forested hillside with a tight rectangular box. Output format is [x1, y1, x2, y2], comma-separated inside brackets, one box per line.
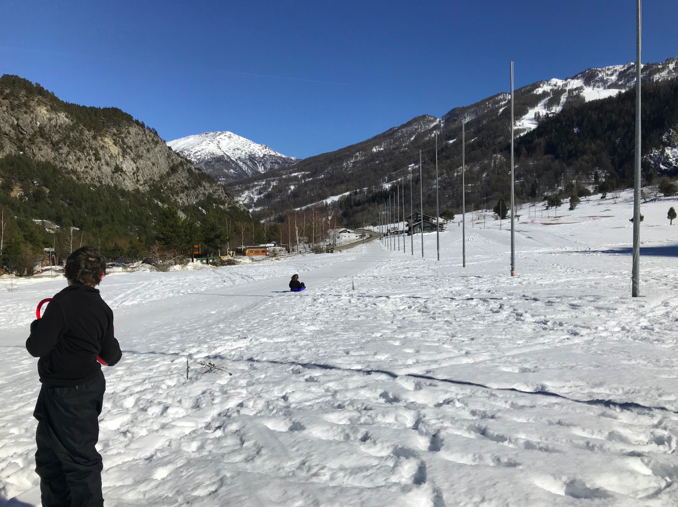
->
[227, 58, 678, 229]
[242, 79, 678, 229]
[0, 76, 276, 273]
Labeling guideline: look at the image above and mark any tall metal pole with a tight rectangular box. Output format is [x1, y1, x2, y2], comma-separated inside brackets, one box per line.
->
[390, 194, 393, 250]
[391, 193, 396, 251]
[391, 193, 394, 251]
[397, 185, 401, 252]
[391, 192, 396, 252]
[462, 121, 466, 268]
[386, 194, 391, 250]
[420, 151, 424, 258]
[435, 133, 440, 261]
[398, 181, 405, 252]
[381, 204, 384, 246]
[419, 150, 424, 259]
[632, 0, 642, 297]
[383, 204, 386, 246]
[410, 166, 414, 255]
[402, 180, 406, 253]
[510, 61, 516, 277]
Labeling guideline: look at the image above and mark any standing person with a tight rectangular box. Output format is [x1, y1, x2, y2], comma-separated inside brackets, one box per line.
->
[26, 246, 122, 507]
[289, 274, 306, 291]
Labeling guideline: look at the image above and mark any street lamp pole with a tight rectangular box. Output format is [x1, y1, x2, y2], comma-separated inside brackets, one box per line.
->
[420, 150, 424, 258]
[402, 179, 406, 253]
[435, 132, 440, 261]
[397, 184, 401, 252]
[462, 121, 466, 268]
[510, 61, 516, 277]
[391, 194, 395, 251]
[381, 204, 384, 246]
[410, 165, 414, 255]
[386, 194, 391, 250]
[632, 0, 642, 297]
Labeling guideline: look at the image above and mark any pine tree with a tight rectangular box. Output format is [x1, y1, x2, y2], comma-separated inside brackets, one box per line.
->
[493, 199, 507, 220]
[668, 207, 676, 225]
[156, 206, 185, 249]
[659, 177, 677, 197]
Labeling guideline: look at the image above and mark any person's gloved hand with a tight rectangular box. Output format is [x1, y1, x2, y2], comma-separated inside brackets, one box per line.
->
[30, 319, 39, 333]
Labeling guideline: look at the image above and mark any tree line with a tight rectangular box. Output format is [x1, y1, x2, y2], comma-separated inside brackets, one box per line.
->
[0, 154, 265, 274]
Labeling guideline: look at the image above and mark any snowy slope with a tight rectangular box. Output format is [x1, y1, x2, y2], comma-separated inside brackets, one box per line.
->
[4, 192, 678, 505]
[168, 131, 298, 184]
[228, 115, 439, 211]
[460, 57, 678, 136]
[230, 57, 678, 215]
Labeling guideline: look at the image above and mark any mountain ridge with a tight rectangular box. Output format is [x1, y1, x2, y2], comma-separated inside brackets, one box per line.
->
[168, 131, 298, 184]
[227, 56, 678, 222]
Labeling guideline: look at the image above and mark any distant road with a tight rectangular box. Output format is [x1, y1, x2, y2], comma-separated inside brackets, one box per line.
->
[333, 229, 379, 252]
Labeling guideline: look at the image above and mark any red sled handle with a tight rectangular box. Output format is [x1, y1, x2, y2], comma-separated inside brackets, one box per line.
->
[36, 298, 108, 366]
[36, 298, 52, 320]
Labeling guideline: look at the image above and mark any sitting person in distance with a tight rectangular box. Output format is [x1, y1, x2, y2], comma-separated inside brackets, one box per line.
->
[289, 274, 306, 291]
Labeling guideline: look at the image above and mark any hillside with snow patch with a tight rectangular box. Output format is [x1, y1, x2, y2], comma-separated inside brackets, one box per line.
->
[228, 57, 678, 220]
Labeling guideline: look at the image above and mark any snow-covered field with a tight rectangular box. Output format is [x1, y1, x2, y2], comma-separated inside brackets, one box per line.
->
[3, 192, 678, 506]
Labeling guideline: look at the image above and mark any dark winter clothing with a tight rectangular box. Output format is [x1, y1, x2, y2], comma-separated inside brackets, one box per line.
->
[289, 280, 306, 290]
[26, 283, 121, 507]
[27, 284, 121, 386]
[34, 371, 105, 507]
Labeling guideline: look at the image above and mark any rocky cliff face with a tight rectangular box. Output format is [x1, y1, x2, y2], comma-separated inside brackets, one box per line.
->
[0, 76, 240, 209]
[168, 131, 298, 184]
[646, 128, 678, 172]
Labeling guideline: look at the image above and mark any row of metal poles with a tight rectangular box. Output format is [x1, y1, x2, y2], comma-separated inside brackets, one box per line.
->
[378, 95, 488, 271]
[379, 0, 642, 298]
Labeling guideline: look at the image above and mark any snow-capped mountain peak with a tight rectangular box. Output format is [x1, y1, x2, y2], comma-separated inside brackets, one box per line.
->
[168, 131, 298, 184]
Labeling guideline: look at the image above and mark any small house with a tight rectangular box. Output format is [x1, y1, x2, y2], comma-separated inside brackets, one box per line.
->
[406, 213, 444, 234]
[235, 246, 269, 257]
[335, 228, 362, 242]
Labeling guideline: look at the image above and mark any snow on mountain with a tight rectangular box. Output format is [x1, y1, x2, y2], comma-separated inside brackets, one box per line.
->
[227, 115, 439, 212]
[232, 57, 678, 216]
[167, 131, 298, 184]
[514, 57, 678, 134]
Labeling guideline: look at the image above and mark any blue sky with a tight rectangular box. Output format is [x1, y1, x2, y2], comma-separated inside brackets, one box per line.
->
[1, 0, 677, 159]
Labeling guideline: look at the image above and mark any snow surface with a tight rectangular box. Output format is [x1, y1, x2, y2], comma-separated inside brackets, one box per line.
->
[298, 190, 352, 210]
[4, 192, 678, 505]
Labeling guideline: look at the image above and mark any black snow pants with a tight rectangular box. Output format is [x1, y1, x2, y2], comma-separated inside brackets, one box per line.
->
[33, 371, 106, 507]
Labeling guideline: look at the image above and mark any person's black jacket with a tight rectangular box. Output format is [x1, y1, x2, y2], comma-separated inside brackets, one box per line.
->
[289, 280, 305, 290]
[26, 284, 122, 386]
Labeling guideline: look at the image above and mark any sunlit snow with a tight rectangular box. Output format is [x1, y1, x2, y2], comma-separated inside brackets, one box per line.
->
[4, 191, 678, 506]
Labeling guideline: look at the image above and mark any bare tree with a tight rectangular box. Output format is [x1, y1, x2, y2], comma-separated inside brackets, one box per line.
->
[294, 212, 300, 254]
[610, 188, 623, 204]
[0, 207, 10, 257]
